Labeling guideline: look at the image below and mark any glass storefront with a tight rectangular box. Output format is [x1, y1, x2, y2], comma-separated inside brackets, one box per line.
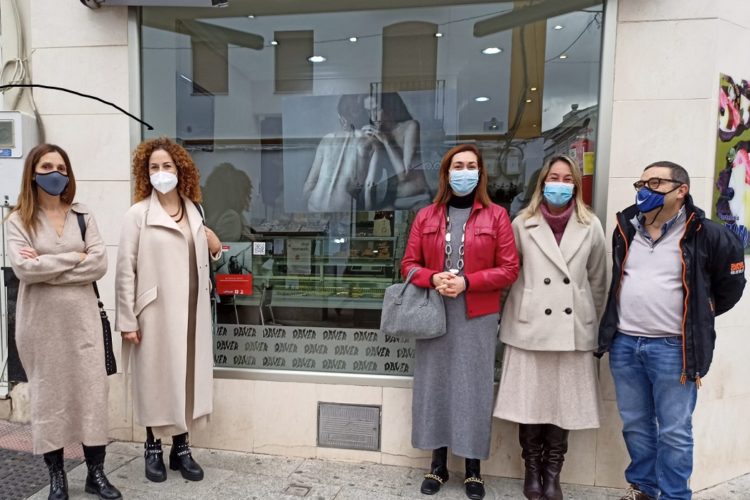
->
[140, 0, 603, 377]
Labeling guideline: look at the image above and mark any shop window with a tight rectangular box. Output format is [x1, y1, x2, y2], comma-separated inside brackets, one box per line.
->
[141, 1, 604, 379]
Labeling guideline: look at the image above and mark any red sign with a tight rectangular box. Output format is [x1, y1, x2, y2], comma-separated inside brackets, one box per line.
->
[215, 274, 253, 296]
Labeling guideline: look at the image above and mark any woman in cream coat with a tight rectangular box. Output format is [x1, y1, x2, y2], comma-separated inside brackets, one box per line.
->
[116, 137, 221, 484]
[493, 155, 607, 500]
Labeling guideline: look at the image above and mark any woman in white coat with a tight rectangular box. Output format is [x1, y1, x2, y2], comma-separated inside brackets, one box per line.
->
[493, 155, 607, 500]
[116, 137, 222, 483]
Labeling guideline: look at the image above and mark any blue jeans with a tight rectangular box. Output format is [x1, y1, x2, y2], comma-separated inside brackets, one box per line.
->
[609, 334, 698, 500]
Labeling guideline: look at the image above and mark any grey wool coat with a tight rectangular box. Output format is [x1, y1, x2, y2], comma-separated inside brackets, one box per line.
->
[115, 191, 214, 429]
[500, 211, 608, 351]
[7, 205, 109, 454]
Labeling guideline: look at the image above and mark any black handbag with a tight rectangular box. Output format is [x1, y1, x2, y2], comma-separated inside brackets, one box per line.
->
[76, 214, 117, 376]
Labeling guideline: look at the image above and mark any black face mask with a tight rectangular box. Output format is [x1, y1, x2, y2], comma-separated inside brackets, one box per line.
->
[34, 171, 69, 196]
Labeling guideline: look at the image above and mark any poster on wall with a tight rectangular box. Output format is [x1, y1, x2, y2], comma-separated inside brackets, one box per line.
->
[282, 90, 449, 213]
[715, 73, 750, 253]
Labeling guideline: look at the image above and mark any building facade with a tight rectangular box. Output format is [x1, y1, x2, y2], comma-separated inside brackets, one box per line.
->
[1, 0, 749, 491]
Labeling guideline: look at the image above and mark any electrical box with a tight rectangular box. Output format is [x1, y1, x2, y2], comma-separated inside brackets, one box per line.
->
[0, 111, 38, 207]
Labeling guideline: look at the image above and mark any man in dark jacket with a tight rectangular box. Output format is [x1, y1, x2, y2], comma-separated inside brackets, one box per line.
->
[597, 161, 746, 500]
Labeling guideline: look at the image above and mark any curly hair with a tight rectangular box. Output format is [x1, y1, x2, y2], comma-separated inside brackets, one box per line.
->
[131, 137, 202, 203]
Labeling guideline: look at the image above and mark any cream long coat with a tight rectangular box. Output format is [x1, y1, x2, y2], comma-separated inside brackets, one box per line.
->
[115, 191, 213, 428]
[500, 211, 607, 351]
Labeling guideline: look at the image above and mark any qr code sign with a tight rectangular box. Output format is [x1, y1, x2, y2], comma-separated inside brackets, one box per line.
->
[253, 242, 267, 255]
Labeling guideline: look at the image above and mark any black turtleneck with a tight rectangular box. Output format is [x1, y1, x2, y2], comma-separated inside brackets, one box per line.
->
[448, 189, 476, 209]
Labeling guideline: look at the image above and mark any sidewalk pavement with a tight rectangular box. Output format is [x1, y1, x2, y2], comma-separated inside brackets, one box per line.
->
[20, 440, 750, 500]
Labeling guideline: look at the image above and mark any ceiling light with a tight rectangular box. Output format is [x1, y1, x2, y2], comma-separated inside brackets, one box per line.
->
[554, 25, 564, 30]
[559, 54, 568, 59]
[308, 55, 327, 63]
[526, 99, 532, 103]
[270, 40, 278, 46]
[349, 36, 358, 42]
[247, 15, 255, 19]
[475, 96, 490, 102]
[481, 47, 502, 55]
[530, 86, 537, 91]
[435, 32, 443, 38]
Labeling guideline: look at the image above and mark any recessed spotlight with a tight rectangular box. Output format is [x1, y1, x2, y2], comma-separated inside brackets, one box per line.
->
[435, 32, 443, 38]
[526, 99, 532, 103]
[475, 96, 490, 102]
[270, 40, 278, 46]
[559, 54, 568, 59]
[247, 15, 255, 19]
[481, 47, 502, 55]
[554, 25, 564, 30]
[308, 55, 327, 63]
[349, 36, 358, 42]
[530, 87, 538, 91]
[532, 123, 538, 128]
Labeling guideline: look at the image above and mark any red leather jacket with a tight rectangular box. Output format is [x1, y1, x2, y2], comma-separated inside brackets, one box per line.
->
[400, 199, 520, 318]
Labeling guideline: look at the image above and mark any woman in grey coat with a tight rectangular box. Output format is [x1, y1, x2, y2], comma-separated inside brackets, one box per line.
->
[401, 144, 519, 500]
[6, 144, 122, 500]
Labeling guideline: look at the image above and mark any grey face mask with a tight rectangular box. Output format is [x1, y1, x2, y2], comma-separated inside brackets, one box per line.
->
[35, 171, 70, 196]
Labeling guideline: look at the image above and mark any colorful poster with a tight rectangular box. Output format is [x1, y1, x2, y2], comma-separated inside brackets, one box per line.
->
[714, 73, 750, 253]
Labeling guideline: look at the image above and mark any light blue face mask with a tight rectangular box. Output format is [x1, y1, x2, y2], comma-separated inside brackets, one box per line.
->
[543, 182, 574, 207]
[449, 169, 479, 196]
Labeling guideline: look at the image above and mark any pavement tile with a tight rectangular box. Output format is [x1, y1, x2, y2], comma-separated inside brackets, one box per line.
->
[211, 471, 342, 500]
[291, 457, 413, 493]
[190, 446, 305, 478]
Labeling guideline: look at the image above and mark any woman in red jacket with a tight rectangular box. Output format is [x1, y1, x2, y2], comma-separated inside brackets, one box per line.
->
[401, 143, 519, 500]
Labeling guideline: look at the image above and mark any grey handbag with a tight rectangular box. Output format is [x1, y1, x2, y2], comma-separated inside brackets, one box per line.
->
[380, 267, 446, 340]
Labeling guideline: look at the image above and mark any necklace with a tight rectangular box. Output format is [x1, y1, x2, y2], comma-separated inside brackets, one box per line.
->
[444, 215, 466, 274]
[170, 200, 185, 223]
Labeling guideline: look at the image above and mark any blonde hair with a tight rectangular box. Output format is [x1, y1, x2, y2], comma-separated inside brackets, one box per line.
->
[521, 154, 593, 224]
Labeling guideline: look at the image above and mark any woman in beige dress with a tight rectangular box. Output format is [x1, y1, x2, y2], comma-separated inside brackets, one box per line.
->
[116, 137, 221, 483]
[6, 144, 122, 500]
[493, 155, 607, 500]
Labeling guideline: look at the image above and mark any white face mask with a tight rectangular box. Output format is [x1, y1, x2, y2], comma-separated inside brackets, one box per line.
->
[150, 171, 178, 194]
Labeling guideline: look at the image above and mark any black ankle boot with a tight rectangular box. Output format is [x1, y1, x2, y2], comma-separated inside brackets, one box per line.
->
[169, 433, 204, 481]
[43, 449, 68, 500]
[464, 458, 485, 500]
[420, 447, 449, 495]
[144, 438, 167, 482]
[83, 445, 122, 500]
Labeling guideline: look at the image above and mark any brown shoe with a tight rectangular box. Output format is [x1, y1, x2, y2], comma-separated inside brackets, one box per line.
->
[619, 484, 655, 500]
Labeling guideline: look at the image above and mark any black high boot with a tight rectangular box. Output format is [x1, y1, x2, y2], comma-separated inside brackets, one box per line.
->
[541, 425, 569, 500]
[43, 449, 68, 500]
[169, 432, 204, 481]
[519, 424, 546, 500]
[144, 427, 167, 482]
[420, 447, 449, 495]
[82, 445, 122, 499]
[464, 458, 485, 500]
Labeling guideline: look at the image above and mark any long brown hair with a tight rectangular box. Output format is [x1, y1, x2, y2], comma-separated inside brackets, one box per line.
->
[432, 143, 492, 207]
[9, 144, 76, 234]
[522, 154, 593, 224]
[131, 137, 202, 203]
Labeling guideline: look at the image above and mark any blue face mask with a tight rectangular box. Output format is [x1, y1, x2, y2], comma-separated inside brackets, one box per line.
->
[543, 182, 574, 207]
[635, 187, 666, 213]
[449, 169, 479, 196]
[34, 171, 69, 196]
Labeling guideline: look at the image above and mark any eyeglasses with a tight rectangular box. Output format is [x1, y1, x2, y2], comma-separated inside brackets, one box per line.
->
[633, 177, 682, 191]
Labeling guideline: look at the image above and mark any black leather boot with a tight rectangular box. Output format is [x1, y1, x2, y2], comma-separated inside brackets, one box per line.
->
[43, 449, 68, 500]
[144, 438, 167, 482]
[541, 425, 569, 500]
[464, 458, 485, 500]
[83, 445, 122, 499]
[169, 433, 204, 481]
[420, 447, 449, 495]
[519, 424, 546, 500]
